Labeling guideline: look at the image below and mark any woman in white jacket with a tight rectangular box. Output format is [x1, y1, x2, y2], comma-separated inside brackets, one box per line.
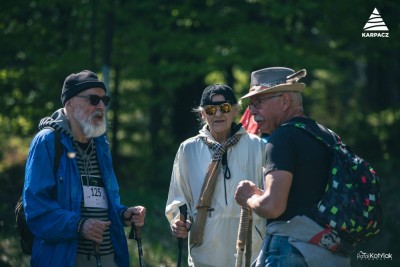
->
[166, 84, 266, 267]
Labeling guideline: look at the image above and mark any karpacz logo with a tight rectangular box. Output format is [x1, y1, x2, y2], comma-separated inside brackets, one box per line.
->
[362, 8, 389, 38]
[362, 32, 389, 37]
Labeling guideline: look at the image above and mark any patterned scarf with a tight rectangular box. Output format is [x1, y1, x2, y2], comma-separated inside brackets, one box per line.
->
[190, 124, 242, 245]
[203, 135, 240, 162]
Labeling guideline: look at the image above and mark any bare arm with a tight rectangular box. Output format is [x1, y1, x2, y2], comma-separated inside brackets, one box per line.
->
[235, 170, 292, 219]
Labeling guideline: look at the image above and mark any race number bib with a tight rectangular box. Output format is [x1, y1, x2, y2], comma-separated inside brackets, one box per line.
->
[81, 175, 108, 209]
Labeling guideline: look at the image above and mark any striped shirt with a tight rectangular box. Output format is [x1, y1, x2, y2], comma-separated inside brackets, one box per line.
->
[74, 140, 114, 257]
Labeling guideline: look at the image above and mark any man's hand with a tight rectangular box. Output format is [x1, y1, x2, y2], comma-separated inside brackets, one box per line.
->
[80, 219, 111, 245]
[122, 206, 146, 227]
[234, 180, 263, 207]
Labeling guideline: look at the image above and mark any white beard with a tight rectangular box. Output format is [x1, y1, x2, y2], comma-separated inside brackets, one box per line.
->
[74, 106, 107, 138]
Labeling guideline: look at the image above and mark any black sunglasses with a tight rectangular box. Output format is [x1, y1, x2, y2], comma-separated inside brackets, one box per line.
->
[204, 103, 232, 116]
[76, 95, 111, 106]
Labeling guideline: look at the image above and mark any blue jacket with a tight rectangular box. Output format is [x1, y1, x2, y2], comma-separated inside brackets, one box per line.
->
[23, 128, 129, 267]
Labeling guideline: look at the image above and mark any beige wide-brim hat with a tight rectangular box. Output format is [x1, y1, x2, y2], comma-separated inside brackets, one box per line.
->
[241, 67, 307, 99]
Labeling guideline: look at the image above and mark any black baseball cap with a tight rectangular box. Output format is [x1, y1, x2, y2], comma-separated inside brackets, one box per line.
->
[200, 84, 238, 106]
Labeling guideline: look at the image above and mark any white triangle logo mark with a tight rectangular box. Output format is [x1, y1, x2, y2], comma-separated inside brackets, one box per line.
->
[363, 8, 389, 31]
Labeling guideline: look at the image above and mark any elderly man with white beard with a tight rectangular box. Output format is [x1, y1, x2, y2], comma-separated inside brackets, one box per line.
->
[23, 70, 146, 267]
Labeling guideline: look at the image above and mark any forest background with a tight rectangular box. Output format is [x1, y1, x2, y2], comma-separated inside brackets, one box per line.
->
[0, 0, 399, 266]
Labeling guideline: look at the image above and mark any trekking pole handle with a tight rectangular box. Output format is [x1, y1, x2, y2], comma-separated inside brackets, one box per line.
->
[177, 204, 188, 267]
[128, 223, 141, 240]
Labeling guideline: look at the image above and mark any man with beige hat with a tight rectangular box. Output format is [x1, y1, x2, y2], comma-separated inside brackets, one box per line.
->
[235, 67, 350, 267]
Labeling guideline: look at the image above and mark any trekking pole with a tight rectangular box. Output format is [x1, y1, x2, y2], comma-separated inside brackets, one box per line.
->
[177, 204, 188, 267]
[93, 242, 102, 267]
[245, 212, 253, 267]
[129, 224, 145, 267]
[235, 207, 251, 267]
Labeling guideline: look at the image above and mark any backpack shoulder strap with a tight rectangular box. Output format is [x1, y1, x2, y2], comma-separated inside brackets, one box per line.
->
[282, 121, 337, 150]
[53, 129, 62, 176]
[43, 127, 63, 176]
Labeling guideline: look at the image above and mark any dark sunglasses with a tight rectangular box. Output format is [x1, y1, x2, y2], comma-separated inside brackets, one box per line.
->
[204, 103, 232, 116]
[76, 95, 111, 106]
